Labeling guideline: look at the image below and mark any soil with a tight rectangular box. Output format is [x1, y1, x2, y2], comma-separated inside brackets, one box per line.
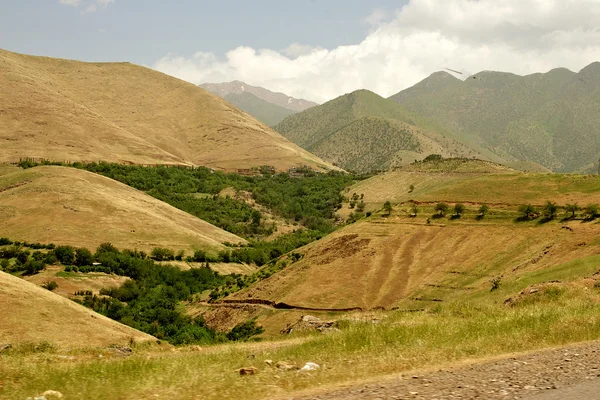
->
[287, 340, 600, 400]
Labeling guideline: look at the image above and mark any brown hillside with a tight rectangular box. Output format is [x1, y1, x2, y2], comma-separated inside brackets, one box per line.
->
[0, 271, 154, 348]
[0, 165, 244, 253]
[0, 49, 333, 171]
[228, 218, 600, 311]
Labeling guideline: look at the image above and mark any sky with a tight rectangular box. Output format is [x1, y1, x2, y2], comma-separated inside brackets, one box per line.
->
[2, 0, 600, 103]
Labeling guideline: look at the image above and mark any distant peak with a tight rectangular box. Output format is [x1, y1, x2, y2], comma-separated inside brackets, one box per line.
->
[579, 61, 600, 75]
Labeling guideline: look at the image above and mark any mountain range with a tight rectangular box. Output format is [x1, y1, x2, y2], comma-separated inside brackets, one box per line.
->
[389, 63, 600, 173]
[200, 80, 318, 125]
[273, 89, 489, 173]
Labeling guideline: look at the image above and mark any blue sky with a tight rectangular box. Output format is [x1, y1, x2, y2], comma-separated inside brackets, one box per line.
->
[2, 1, 599, 102]
[0, 0, 404, 64]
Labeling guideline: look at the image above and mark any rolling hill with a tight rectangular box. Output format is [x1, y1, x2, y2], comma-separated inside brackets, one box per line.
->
[0, 165, 244, 253]
[389, 63, 600, 172]
[274, 90, 488, 172]
[199, 80, 317, 112]
[226, 167, 600, 312]
[222, 92, 296, 126]
[0, 270, 154, 348]
[0, 49, 333, 172]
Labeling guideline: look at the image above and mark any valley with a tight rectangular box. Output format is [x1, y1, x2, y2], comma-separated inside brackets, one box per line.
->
[2, 44, 600, 400]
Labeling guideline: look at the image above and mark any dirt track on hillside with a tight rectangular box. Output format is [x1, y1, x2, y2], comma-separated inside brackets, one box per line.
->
[286, 340, 600, 400]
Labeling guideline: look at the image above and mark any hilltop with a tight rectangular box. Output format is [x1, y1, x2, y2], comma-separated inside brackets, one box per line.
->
[0, 165, 244, 253]
[222, 92, 296, 126]
[389, 63, 600, 172]
[200, 80, 317, 112]
[0, 270, 154, 348]
[0, 49, 333, 172]
[274, 90, 484, 173]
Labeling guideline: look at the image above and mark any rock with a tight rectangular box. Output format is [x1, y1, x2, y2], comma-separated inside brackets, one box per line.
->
[109, 345, 133, 356]
[276, 361, 300, 371]
[281, 315, 339, 334]
[239, 367, 258, 376]
[42, 390, 63, 399]
[265, 359, 273, 366]
[300, 362, 320, 371]
[0, 343, 12, 353]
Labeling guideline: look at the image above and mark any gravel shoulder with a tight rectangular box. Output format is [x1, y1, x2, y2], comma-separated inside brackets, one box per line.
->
[285, 340, 600, 400]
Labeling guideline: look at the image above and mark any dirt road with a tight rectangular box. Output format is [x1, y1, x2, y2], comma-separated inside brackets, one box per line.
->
[287, 340, 600, 399]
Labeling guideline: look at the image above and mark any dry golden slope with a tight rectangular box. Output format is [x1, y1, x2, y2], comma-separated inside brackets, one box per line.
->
[0, 49, 334, 171]
[229, 218, 600, 311]
[0, 165, 244, 253]
[0, 270, 154, 348]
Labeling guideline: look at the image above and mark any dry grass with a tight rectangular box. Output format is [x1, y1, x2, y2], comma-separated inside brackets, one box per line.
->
[22, 266, 128, 298]
[228, 210, 600, 312]
[0, 165, 244, 253]
[351, 169, 600, 206]
[0, 271, 154, 348]
[0, 49, 334, 172]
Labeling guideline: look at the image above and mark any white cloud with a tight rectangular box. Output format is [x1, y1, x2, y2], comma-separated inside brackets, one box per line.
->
[60, 0, 114, 13]
[59, 0, 81, 6]
[152, 0, 600, 103]
[364, 8, 390, 27]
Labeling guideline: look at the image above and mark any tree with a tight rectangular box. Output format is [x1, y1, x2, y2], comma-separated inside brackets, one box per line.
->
[584, 204, 599, 220]
[434, 202, 449, 217]
[356, 202, 366, 212]
[518, 204, 536, 220]
[54, 246, 75, 265]
[383, 201, 393, 216]
[565, 203, 580, 219]
[478, 204, 489, 219]
[410, 203, 419, 217]
[75, 248, 94, 267]
[409, 184, 415, 193]
[542, 201, 558, 221]
[453, 203, 465, 218]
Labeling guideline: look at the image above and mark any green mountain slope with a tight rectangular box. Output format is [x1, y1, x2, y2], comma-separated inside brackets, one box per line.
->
[274, 90, 487, 173]
[389, 63, 600, 172]
[223, 92, 296, 126]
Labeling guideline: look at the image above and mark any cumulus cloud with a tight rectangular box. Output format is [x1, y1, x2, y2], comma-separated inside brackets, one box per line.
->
[59, 0, 81, 6]
[59, 0, 114, 13]
[152, 0, 600, 103]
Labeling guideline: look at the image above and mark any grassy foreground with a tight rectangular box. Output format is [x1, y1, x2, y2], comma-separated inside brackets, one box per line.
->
[3, 279, 600, 399]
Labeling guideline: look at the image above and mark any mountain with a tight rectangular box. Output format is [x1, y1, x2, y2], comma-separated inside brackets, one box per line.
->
[273, 89, 485, 173]
[0, 49, 334, 172]
[389, 63, 600, 172]
[200, 80, 317, 112]
[0, 270, 154, 348]
[0, 165, 244, 253]
[223, 92, 296, 126]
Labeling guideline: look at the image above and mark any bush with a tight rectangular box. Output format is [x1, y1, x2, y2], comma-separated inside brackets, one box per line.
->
[584, 204, 599, 220]
[150, 247, 175, 261]
[542, 201, 558, 221]
[42, 281, 59, 291]
[518, 204, 537, 220]
[54, 246, 75, 265]
[226, 319, 264, 341]
[434, 202, 449, 217]
[0, 237, 12, 246]
[478, 204, 489, 219]
[453, 203, 465, 217]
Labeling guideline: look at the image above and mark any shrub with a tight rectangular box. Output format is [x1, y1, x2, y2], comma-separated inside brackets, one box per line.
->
[518, 204, 537, 220]
[584, 204, 599, 220]
[453, 203, 465, 217]
[565, 203, 579, 219]
[542, 201, 558, 221]
[434, 202, 449, 217]
[490, 276, 502, 291]
[410, 203, 418, 217]
[150, 247, 175, 261]
[42, 281, 59, 291]
[383, 201, 392, 216]
[226, 319, 264, 341]
[0, 237, 12, 246]
[478, 204, 489, 219]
